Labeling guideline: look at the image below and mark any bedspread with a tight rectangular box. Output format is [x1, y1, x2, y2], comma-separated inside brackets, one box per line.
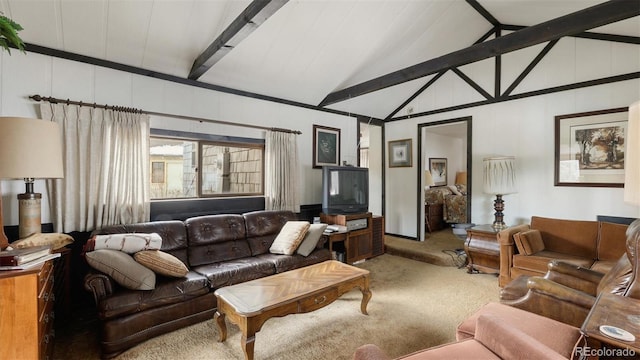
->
[425, 185, 467, 224]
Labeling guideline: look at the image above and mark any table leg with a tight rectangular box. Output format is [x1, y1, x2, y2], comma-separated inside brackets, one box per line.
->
[214, 310, 227, 342]
[241, 333, 256, 360]
[359, 277, 372, 315]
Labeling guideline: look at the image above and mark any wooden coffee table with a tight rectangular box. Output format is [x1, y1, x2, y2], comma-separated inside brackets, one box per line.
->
[213, 260, 372, 360]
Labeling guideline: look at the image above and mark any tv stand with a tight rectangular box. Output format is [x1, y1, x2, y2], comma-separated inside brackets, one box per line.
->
[320, 212, 373, 264]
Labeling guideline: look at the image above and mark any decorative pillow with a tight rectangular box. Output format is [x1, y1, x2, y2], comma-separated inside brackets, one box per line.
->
[269, 221, 311, 255]
[134, 250, 189, 278]
[85, 249, 156, 290]
[10, 233, 73, 250]
[455, 183, 467, 195]
[513, 229, 545, 255]
[448, 185, 463, 196]
[296, 223, 328, 257]
[86, 233, 162, 253]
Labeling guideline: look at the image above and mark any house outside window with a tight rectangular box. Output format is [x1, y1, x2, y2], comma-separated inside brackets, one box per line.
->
[150, 135, 264, 199]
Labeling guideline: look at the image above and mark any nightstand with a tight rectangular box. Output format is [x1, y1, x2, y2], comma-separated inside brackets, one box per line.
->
[425, 203, 444, 233]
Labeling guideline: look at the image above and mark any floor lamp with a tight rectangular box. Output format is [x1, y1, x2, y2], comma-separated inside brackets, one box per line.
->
[0, 117, 64, 248]
[483, 156, 517, 230]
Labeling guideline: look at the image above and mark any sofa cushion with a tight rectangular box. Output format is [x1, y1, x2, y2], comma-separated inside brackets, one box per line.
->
[97, 271, 210, 320]
[512, 250, 593, 274]
[269, 221, 310, 255]
[258, 248, 332, 273]
[244, 210, 298, 256]
[296, 223, 328, 256]
[192, 257, 276, 289]
[134, 250, 189, 278]
[597, 221, 629, 261]
[530, 216, 598, 259]
[10, 232, 73, 251]
[86, 249, 156, 290]
[398, 339, 498, 359]
[513, 229, 545, 255]
[457, 302, 581, 359]
[186, 214, 252, 266]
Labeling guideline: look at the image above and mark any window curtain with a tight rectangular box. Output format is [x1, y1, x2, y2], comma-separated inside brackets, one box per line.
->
[41, 103, 150, 232]
[264, 130, 300, 212]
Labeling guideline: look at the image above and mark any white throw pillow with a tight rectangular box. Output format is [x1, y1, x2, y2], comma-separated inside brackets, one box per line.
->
[90, 233, 162, 253]
[296, 223, 328, 257]
[269, 221, 311, 255]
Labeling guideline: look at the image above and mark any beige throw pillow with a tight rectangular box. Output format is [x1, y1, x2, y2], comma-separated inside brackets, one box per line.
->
[269, 221, 311, 255]
[514, 229, 545, 255]
[134, 250, 189, 278]
[296, 223, 328, 257]
[11, 233, 73, 251]
[86, 249, 156, 290]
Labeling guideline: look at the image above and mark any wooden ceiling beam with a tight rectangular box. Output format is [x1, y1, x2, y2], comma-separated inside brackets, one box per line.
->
[319, 0, 640, 107]
[188, 0, 289, 80]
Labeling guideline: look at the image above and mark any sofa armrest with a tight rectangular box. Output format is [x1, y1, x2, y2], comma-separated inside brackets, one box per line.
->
[352, 344, 391, 360]
[498, 224, 530, 287]
[527, 277, 596, 309]
[543, 260, 604, 295]
[84, 272, 115, 304]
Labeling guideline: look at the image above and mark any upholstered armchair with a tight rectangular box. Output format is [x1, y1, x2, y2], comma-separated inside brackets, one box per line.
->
[499, 219, 639, 328]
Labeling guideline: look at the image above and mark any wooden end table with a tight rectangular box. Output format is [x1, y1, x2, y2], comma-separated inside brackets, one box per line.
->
[464, 225, 500, 274]
[581, 293, 640, 355]
[213, 260, 372, 360]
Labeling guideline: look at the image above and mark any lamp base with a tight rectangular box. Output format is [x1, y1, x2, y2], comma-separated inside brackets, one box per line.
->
[18, 192, 42, 239]
[491, 194, 507, 230]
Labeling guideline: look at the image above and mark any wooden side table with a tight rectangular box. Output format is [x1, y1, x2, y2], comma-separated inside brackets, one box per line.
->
[581, 293, 640, 354]
[425, 203, 444, 233]
[465, 225, 500, 274]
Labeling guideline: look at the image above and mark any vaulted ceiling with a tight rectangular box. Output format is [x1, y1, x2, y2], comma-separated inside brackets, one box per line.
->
[4, 0, 639, 122]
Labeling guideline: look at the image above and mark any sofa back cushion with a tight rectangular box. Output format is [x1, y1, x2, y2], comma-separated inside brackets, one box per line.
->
[185, 214, 250, 266]
[597, 221, 629, 261]
[92, 221, 189, 265]
[243, 210, 297, 256]
[513, 229, 545, 255]
[530, 216, 598, 259]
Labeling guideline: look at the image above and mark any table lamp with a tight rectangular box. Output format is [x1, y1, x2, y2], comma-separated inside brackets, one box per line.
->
[483, 156, 517, 230]
[424, 170, 435, 189]
[0, 117, 64, 247]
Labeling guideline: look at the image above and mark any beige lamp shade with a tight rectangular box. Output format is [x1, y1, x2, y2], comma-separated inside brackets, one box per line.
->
[625, 100, 640, 205]
[483, 156, 517, 195]
[455, 171, 467, 185]
[424, 170, 435, 187]
[0, 117, 64, 179]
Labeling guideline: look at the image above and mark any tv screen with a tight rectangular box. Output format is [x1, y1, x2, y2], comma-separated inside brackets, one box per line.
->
[322, 166, 369, 214]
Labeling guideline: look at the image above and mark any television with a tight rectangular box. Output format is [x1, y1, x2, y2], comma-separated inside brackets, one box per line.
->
[322, 166, 369, 214]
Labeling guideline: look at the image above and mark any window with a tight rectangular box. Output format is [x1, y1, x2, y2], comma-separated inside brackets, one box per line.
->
[150, 134, 264, 199]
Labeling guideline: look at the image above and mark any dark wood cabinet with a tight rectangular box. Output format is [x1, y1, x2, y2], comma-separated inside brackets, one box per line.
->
[464, 225, 500, 274]
[371, 215, 385, 257]
[320, 212, 373, 264]
[425, 203, 444, 233]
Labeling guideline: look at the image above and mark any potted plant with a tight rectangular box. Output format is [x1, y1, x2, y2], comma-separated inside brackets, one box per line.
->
[0, 13, 24, 54]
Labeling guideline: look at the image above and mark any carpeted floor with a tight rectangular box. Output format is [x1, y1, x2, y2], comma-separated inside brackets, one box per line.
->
[55, 253, 500, 360]
[384, 228, 467, 268]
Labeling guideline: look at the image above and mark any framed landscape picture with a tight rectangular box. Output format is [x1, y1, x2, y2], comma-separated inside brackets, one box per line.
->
[555, 107, 627, 187]
[429, 158, 447, 186]
[313, 125, 340, 168]
[388, 139, 412, 168]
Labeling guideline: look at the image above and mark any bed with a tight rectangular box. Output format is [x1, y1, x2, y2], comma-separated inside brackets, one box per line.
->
[425, 184, 468, 224]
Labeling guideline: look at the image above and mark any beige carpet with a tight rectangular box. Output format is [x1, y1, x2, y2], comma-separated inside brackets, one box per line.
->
[384, 228, 467, 267]
[57, 254, 500, 360]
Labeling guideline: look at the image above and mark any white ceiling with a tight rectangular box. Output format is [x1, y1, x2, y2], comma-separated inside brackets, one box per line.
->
[3, 0, 638, 120]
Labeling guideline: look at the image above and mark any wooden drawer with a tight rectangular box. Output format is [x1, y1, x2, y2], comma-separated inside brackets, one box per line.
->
[298, 288, 339, 312]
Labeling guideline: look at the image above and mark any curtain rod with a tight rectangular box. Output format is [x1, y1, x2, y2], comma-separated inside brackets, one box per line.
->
[29, 95, 302, 134]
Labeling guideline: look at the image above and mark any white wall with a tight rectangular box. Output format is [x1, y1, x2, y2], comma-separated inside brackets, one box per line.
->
[385, 37, 640, 237]
[0, 51, 360, 226]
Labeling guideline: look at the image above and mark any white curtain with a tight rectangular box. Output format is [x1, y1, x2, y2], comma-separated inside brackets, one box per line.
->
[41, 103, 150, 232]
[264, 130, 300, 212]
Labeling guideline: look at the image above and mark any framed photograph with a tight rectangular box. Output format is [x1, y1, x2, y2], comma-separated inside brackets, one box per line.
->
[429, 158, 447, 186]
[313, 125, 340, 168]
[388, 139, 413, 168]
[555, 107, 628, 187]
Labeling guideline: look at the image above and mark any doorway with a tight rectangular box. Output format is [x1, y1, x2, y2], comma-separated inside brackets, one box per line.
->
[417, 117, 472, 241]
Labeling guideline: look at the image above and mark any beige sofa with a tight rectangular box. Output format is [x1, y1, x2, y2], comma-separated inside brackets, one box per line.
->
[498, 216, 628, 287]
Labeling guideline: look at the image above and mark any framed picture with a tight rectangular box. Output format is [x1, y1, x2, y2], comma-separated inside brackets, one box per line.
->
[555, 107, 628, 187]
[313, 125, 340, 168]
[429, 158, 447, 186]
[388, 139, 412, 168]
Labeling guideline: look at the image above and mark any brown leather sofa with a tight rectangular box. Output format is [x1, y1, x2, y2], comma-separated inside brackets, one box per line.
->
[498, 218, 639, 327]
[84, 210, 331, 359]
[498, 216, 629, 287]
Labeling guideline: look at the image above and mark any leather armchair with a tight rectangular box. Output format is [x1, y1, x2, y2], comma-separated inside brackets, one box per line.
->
[500, 219, 639, 328]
